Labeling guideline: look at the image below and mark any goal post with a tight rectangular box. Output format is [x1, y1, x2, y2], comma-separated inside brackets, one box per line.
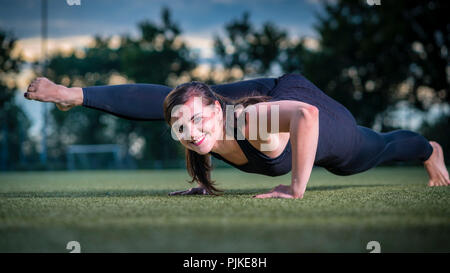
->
[66, 144, 125, 170]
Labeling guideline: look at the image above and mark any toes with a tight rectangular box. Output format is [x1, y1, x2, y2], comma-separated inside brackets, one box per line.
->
[27, 84, 35, 92]
[25, 92, 37, 100]
[27, 78, 41, 92]
[428, 178, 439, 187]
[429, 174, 450, 187]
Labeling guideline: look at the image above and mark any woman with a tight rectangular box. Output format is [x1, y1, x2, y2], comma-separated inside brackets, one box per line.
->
[24, 73, 450, 198]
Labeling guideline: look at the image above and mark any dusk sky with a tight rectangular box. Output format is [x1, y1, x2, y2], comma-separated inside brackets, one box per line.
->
[0, 0, 326, 67]
[1, 0, 322, 39]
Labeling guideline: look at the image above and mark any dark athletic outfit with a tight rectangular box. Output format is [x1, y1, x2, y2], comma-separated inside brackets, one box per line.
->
[82, 73, 433, 176]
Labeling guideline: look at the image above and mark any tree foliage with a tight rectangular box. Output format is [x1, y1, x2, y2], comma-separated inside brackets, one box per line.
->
[283, 0, 449, 129]
[0, 29, 32, 170]
[214, 12, 288, 79]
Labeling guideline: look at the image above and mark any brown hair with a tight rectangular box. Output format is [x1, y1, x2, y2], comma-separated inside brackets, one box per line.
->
[163, 81, 271, 195]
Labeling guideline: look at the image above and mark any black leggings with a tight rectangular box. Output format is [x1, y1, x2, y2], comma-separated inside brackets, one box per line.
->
[82, 78, 277, 121]
[327, 126, 433, 175]
[81, 77, 433, 175]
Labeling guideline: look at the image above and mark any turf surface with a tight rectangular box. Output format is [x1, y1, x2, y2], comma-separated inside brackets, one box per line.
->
[0, 166, 449, 252]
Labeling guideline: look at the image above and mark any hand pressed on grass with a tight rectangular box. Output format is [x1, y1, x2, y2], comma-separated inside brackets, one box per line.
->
[253, 184, 302, 199]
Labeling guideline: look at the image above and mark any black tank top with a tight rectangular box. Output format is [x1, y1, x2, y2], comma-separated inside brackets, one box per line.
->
[209, 72, 359, 176]
[210, 119, 292, 177]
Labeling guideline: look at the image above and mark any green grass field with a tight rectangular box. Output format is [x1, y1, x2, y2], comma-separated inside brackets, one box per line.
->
[0, 166, 449, 253]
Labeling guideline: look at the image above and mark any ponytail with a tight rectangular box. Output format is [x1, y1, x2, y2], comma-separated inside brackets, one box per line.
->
[185, 149, 222, 195]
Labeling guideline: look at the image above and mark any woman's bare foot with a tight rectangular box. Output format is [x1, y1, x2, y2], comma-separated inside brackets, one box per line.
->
[424, 141, 450, 186]
[24, 77, 83, 111]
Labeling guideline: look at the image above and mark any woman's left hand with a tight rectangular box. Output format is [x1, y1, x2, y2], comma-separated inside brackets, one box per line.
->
[252, 184, 303, 199]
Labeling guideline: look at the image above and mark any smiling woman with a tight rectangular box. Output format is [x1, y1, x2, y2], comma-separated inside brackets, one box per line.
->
[24, 73, 450, 199]
[163, 81, 274, 195]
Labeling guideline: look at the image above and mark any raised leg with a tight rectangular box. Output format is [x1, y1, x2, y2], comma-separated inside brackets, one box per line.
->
[25, 77, 276, 121]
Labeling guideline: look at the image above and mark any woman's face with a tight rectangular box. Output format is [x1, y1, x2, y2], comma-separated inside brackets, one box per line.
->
[170, 96, 223, 155]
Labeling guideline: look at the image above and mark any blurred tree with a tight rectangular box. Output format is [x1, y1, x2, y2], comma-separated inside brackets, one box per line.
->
[120, 7, 196, 84]
[281, 0, 449, 131]
[0, 29, 33, 170]
[45, 7, 196, 168]
[213, 2, 449, 161]
[213, 12, 288, 80]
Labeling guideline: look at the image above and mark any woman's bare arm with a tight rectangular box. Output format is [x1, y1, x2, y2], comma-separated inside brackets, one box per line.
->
[289, 105, 319, 198]
[250, 100, 319, 199]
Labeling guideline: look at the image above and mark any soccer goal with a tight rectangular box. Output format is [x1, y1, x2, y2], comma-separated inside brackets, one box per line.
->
[66, 144, 125, 170]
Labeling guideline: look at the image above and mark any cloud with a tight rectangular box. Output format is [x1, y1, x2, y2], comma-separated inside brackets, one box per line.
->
[13, 35, 94, 62]
[183, 35, 215, 59]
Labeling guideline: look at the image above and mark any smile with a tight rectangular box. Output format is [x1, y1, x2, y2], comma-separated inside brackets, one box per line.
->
[192, 135, 206, 146]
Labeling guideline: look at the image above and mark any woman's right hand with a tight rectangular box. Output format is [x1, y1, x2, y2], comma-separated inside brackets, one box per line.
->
[168, 187, 209, 196]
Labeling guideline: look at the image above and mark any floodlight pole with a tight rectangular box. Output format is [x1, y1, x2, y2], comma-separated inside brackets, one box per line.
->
[40, 0, 48, 165]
